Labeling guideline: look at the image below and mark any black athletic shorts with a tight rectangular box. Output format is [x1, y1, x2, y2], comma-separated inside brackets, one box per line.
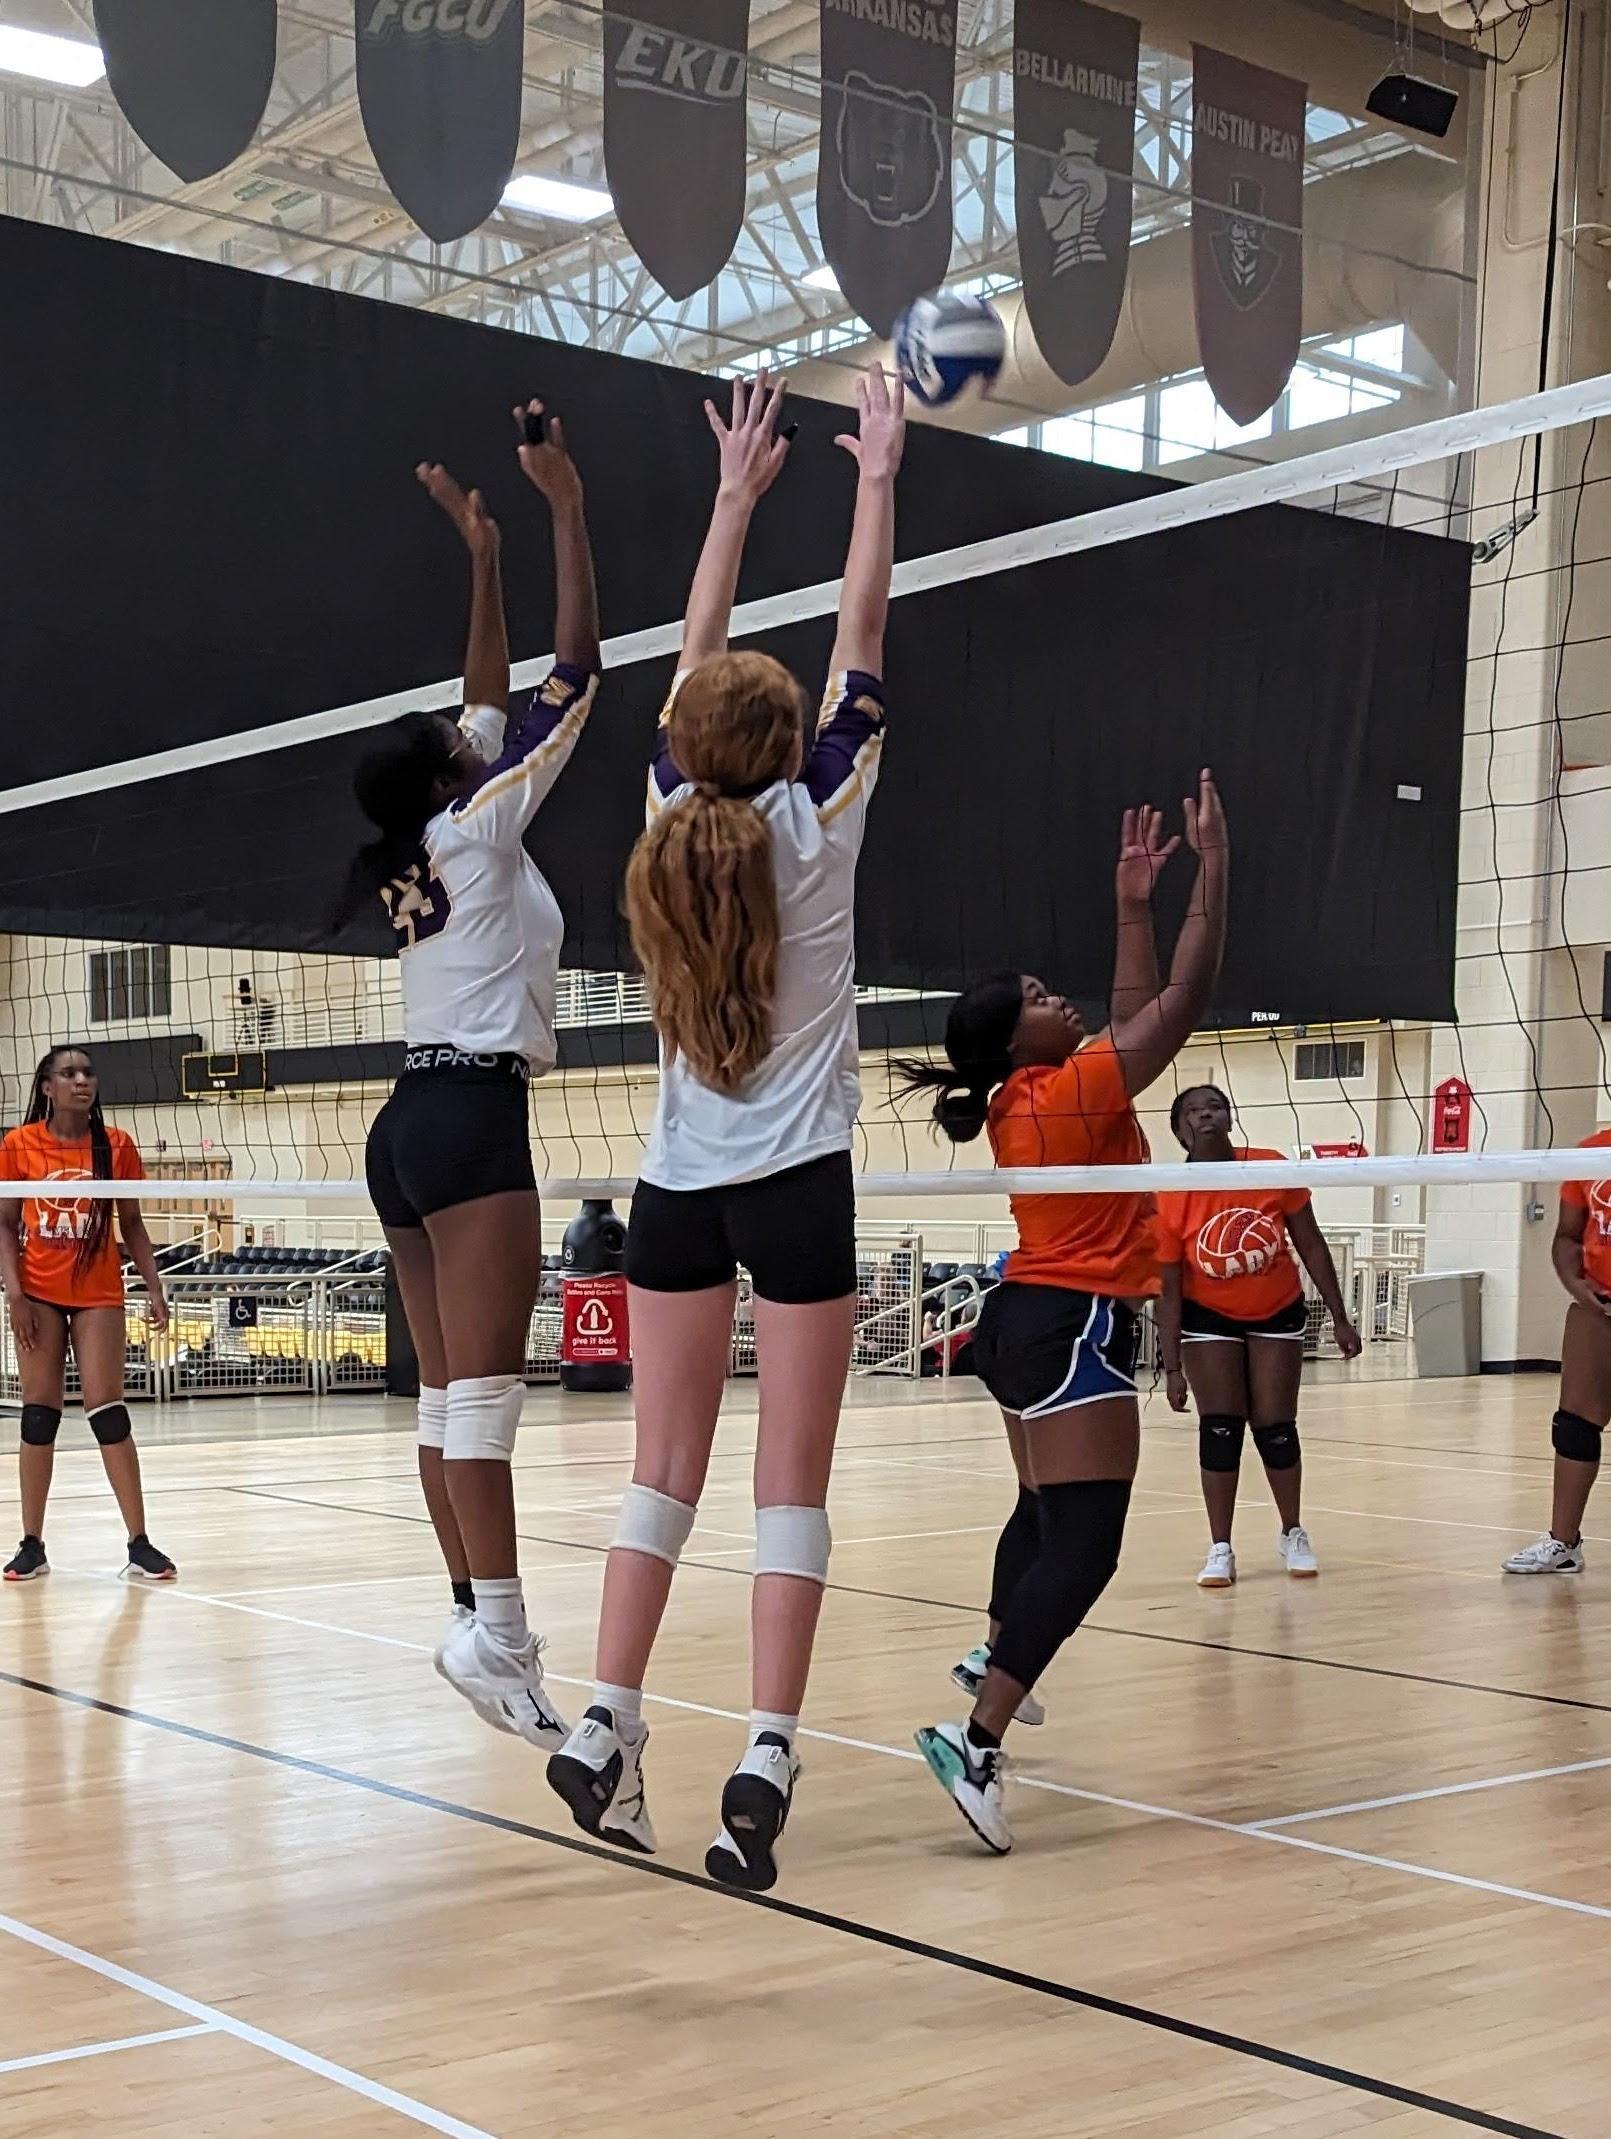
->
[365, 1051, 534, 1230]
[971, 1281, 1141, 1420]
[1180, 1292, 1308, 1342]
[626, 1151, 856, 1305]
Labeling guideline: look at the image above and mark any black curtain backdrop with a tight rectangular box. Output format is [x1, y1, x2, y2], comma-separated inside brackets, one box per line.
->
[0, 215, 1468, 1029]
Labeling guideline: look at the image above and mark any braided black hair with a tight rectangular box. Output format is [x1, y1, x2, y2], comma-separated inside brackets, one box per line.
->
[893, 973, 1025, 1144]
[28, 1046, 113, 1272]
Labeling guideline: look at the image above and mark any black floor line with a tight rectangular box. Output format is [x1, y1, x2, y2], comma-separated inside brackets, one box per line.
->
[223, 1483, 1611, 1721]
[0, 1667, 1560, 2139]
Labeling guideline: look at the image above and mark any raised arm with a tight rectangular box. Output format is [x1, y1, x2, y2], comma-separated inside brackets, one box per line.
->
[515, 399, 601, 677]
[1110, 805, 1177, 1026]
[829, 363, 906, 679]
[682, 370, 791, 666]
[416, 462, 508, 718]
[1107, 771, 1230, 1100]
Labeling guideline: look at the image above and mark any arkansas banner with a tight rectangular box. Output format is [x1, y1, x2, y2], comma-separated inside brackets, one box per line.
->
[603, 0, 748, 299]
[1013, 0, 1139, 387]
[355, 0, 525, 244]
[92, 0, 276, 182]
[1191, 45, 1306, 425]
[817, 0, 959, 338]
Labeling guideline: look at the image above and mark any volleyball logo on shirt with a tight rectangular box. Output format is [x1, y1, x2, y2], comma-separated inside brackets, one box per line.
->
[29, 1167, 96, 1243]
[1587, 1178, 1611, 1244]
[1195, 1206, 1282, 1281]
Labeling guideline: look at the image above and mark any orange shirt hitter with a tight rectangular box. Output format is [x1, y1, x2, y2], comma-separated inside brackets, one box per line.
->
[0, 1120, 144, 1311]
[988, 1033, 1157, 1297]
[1155, 1150, 1309, 1321]
[1561, 1127, 1611, 1295]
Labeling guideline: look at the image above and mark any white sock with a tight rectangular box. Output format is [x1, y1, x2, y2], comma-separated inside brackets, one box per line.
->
[472, 1577, 529, 1650]
[749, 1709, 799, 1747]
[594, 1683, 644, 1736]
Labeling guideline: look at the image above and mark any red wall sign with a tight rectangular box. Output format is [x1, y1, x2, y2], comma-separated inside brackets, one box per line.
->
[1434, 1076, 1472, 1154]
[1311, 1140, 1368, 1159]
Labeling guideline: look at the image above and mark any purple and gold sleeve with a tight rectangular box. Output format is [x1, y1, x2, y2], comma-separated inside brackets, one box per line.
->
[451, 663, 598, 842]
[646, 670, 690, 822]
[803, 670, 885, 838]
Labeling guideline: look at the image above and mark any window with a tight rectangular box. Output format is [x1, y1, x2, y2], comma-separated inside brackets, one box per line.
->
[89, 945, 172, 1023]
[1295, 1039, 1365, 1082]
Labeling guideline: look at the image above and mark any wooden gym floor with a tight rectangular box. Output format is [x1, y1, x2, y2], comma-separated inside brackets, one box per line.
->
[2, 1367, 1606, 2138]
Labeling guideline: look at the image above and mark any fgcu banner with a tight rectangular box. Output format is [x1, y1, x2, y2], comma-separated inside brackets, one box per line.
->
[817, 0, 959, 339]
[1191, 46, 1307, 426]
[603, 0, 749, 299]
[92, 0, 276, 182]
[355, 0, 526, 244]
[1013, 0, 1139, 388]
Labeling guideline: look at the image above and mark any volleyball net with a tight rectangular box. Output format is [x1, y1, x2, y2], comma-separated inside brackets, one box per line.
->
[6, 365, 1611, 1237]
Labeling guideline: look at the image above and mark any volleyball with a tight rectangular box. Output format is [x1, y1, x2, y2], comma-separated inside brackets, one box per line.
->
[892, 292, 1006, 408]
[1195, 1207, 1283, 1282]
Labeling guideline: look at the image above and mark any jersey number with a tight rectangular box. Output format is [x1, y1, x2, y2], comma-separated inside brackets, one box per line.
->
[382, 863, 453, 951]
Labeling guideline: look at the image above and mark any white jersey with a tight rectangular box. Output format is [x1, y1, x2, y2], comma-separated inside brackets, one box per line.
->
[640, 670, 885, 1192]
[382, 666, 596, 1071]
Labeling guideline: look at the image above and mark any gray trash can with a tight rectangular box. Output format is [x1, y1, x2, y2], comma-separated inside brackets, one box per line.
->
[1408, 1271, 1483, 1378]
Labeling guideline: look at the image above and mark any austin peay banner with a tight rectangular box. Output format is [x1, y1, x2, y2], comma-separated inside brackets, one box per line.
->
[1191, 45, 1307, 427]
[817, 0, 959, 338]
[355, 0, 526, 244]
[603, 0, 749, 300]
[92, 0, 277, 182]
[1013, 0, 1139, 388]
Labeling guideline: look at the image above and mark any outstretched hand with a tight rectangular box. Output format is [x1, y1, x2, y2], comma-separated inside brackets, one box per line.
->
[513, 398, 584, 510]
[707, 368, 791, 505]
[416, 461, 500, 564]
[835, 361, 906, 481]
[1183, 769, 1228, 859]
[1116, 803, 1180, 904]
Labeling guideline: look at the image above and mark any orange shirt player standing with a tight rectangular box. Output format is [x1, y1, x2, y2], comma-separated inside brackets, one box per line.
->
[0, 1046, 174, 1584]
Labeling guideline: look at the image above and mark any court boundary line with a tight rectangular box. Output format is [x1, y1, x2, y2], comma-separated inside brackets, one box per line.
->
[1244, 1754, 1611, 1831]
[0, 2023, 214, 2075]
[0, 1909, 495, 2136]
[0, 1668, 1562, 2139]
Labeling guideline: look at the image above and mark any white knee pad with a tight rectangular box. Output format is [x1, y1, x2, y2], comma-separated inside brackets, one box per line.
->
[443, 1375, 524, 1462]
[612, 1483, 698, 1566]
[417, 1386, 448, 1451]
[754, 1504, 832, 1585]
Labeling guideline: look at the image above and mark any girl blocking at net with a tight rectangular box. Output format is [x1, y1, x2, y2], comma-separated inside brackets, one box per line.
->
[546, 362, 905, 1891]
[1, 1047, 174, 1584]
[1503, 1127, 1611, 1576]
[1157, 1083, 1360, 1590]
[348, 400, 601, 1744]
[901, 784, 1229, 1856]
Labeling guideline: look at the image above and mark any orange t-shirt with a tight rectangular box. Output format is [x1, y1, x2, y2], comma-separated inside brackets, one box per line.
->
[988, 1034, 1157, 1296]
[1560, 1128, 1611, 1293]
[0, 1122, 144, 1310]
[1155, 1149, 1309, 1319]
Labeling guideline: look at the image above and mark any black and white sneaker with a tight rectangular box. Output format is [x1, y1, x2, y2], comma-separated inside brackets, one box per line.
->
[3, 1535, 48, 1582]
[706, 1733, 800, 1892]
[915, 1721, 1012, 1855]
[122, 1536, 176, 1584]
[547, 1706, 656, 1853]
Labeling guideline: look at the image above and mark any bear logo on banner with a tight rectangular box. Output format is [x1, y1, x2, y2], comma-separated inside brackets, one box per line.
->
[93, 0, 277, 183]
[356, 0, 525, 244]
[1040, 129, 1110, 272]
[837, 73, 946, 228]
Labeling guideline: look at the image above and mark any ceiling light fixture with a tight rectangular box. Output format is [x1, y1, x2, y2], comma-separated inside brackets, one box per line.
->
[0, 26, 106, 89]
[500, 174, 613, 223]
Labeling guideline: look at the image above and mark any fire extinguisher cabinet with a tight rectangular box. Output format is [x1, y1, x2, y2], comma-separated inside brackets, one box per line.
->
[560, 1200, 632, 1394]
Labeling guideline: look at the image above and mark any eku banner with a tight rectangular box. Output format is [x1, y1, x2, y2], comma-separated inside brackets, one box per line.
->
[355, 0, 526, 244]
[603, 0, 749, 300]
[1013, 0, 1139, 388]
[1191, 45, 1307, 427]
[92, 0, 277, 182]
[817, 0, 959, 339]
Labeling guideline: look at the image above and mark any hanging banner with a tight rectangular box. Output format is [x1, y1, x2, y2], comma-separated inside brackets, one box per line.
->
[603, 0, 748, 299]
[1013, 0, 1139, 388]
[1191, 45, 1306, 426]
[355, 0, 525, 244]
[92, 0, 276, 183]
[817, 0, 959, 339]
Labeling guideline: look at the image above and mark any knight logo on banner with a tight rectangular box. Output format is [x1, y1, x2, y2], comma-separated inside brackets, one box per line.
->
[1191, 45, 1306, 427]
[356, 0, 525, 244]
[1013, 0, 1139, 388]
[93, 0, 277, 183]
[604, 0, 748, 300]
[817, 0, 959, 338]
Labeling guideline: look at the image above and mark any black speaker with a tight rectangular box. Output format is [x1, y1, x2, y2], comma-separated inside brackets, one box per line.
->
[1366, 73, 1459, 140]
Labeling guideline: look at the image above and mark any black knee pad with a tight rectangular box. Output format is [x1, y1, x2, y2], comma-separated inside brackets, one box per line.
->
[1553, 1409, 1603, 1465]
[987, 1484, 1043, 1623]
[1252, 1422, 1301, 1473]
[88, 1403, 132, 1447]
[1198, 1414, 1246, 1474]
[989, 1479, 1132, 1694]
[20, 1404, 61, 1447]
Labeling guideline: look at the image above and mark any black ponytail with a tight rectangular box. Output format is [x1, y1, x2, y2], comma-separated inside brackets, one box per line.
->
[28, 1047, 112, 1272]
[334, 710, 459, 927]
[893, 972, 1025, 1145]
